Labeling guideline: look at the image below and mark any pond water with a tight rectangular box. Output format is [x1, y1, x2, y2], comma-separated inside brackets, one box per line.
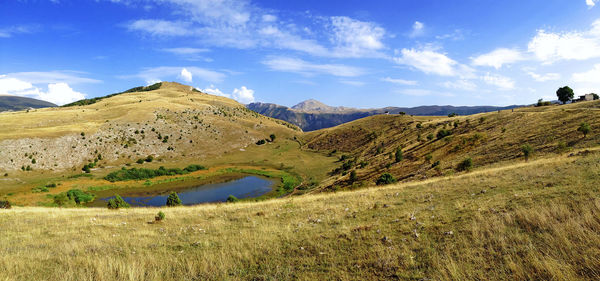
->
[99, 176, 275, 207]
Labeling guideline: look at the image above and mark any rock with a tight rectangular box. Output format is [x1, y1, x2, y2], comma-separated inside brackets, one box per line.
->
[381, 236, 391, 243]
[444, 231, 454, 236]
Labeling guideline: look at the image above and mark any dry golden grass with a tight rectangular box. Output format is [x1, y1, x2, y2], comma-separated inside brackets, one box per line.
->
[2, 150, 599, 280]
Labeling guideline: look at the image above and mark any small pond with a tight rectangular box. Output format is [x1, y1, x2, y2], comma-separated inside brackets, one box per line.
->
[99, 176, 275, 207]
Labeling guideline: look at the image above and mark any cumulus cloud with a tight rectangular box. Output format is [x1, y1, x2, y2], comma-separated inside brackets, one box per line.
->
[409, 21, 425, 38]
[201, 85, 255, 104]
[587, 0, 597, 7]
[179, 68, 193, 82]
[262, 57, 365, 77]
[0, 25, 38, 38]
[232, 86, 255, 103]
[471, 48, 525, 69]
[572, 64, 600, 82]
[528, 19, 600, 63]
[125, 66, 225, 84]
[127, 19, 191, 36]
[481, 73, 515, 90]
[381, 77, 418, 86]
[394, 48, 460, 76]
[0, 76, 85, 105]
[527, 71, 560, 82]
[330, 16, 386, 58]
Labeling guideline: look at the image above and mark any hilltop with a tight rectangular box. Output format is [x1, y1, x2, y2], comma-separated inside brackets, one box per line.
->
[0, 95, 56, 112]
[247, 99, 521, 131]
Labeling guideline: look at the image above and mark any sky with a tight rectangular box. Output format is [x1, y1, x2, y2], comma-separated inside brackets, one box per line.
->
[1, 0, 600, 107]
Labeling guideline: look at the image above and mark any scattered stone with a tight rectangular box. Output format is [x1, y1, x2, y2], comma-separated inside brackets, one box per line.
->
[381, 236, 391, 243]
[413, 229, 419, 238]
[444, 231, 454, 236]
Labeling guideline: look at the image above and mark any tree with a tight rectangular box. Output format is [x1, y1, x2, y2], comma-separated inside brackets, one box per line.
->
[521, 144, 533, 161]
[556, 86, 574, 104]
[395, 147, 403, 162]
[349, 170, 357, 183]
[107, 194, 130, 209]
[578, 122, 591, 138]
[376, 173, 397, 185]
[592, 93, 599, 100]
[166, 192, 182, 207]
[456, 157, 473, 172]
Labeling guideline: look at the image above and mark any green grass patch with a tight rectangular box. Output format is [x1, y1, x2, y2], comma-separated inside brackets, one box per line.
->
[104, 164, 206, 182]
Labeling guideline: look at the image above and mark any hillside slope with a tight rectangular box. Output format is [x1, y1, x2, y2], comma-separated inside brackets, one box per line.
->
[0, 82, 299, 172]
[0, 95, 56, 112]
[302, 101, 600, 189]
[248, 100, 521, 131]
[1, 149, 599, 280]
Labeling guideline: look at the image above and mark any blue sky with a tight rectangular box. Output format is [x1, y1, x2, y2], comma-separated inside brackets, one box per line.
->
[1, 0, 600, 107]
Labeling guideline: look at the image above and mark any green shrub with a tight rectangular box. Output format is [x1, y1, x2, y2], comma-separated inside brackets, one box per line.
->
[155, 211, 165, 222]
[66, 189, 95, 204]
[107, 194, 130, 209]
[226, 195, 239, 203]
[376, 173, 397, 186]
[431, 160, 440, 168]
[104, 165, 204, 182]
[53, 193, 70, 206]
[0, 200, 11, 209]
[448, 113, 458, 117]
[416, 123, 423, 129]
[436, 129, 452, 140]
[395, 147, 403, 162]
[256, 139, 266, 145]
[427, 134, 434, 140]
[456, 158, 473, 172]
[522, 144, 533, 160]
[136, 159, 144, 164]
[578, 122, 591, 138]
[45, 183, 57, 188]
[349, 170, 357, 183]
[166, 192, 182, 207]
[145, 155, 154, 162]
[269, 134, 276, 142]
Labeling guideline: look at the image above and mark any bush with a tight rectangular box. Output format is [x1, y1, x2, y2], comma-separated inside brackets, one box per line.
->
[53, 193, 69, 206]
[349, 170, 357, 183]
[155, 211, 165, 222]
[166, 192, 182, 207]
[578, 122, 591, 138]
[376, 173, 397, 186]
[104, 165, 205, 182]
[456, 158, 473, 172]
[448, 113, 458, 117]
[427, 134, 434, 140]
[0, 200, 11, 209]
[226, 195, 239, 203]
[395, 147, 403, 162]
[66, 189, 95, 204]
[269, 134, 276, 142]
[107, 194, 130, 209]
[256, 139, 266, 145]
[416, 123, 423, 129]
[431, 160, 440, 168]
[522, 144, 533, 160]
[145, 155, 154, 162]
[136, 159, 144, 164]
[436, 129, 452, 140]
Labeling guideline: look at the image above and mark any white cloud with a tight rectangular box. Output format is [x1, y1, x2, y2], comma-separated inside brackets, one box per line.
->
[232, 86, 255, 103]
[527, 71, 560, 82]
[396, 89, 433, 96]
[258, 25, 329, 56]
[161, 47, 210, 55]
[394, 48, 458, 76]
[573, 64, 600, 82]
[471, 48, 525, 69]
[0, 25, 37, 38]
[127, 66, 225, 84]
[481, 73, 515, 90]
[0, 76, 85, 105]
[381, 77, 418, 86]
[262, 14, 277, 22]
[587, 0, 597, 7]
[330, 16, 386, 58]
[201, 85, 254, 104]
[127, 19, 192, 36]
[409, 21, 425, 38]
[4, 71, 101, 85]
[262, 57, 365, 77]
[442, 80, 477, 91]
[528, 20, 600, 63]
[339, 80, 365, 86]
[179, 68, 193, 82]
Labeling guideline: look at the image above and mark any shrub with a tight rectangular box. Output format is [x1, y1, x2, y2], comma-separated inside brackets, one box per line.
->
[349, 170, 357, 183]
[395, 147, 403, 162]
[145, 155, 154, 162]
[82, 164, 91, 173]
[104, 165, 205, 182]
[448, 113, 457, 117]
[431, 160, 440, 168]
[578, 122, 591, 138]
[425, 153, 433, 162]
[183, 164, 206, 172]
[45, 183, 57, 188]
[226, 195, 239, 203]
[256, 139, 266, 145]
[107, 194, 130, 209]
[376, 173, 397, 186]
[427, 133, 434, 140]
[166, 192, 182, 207]
[136, 159, 144, 164]
[456, 158, 473, 172]
[155, 211, 165, 222]
[66, 189, 95, 204]
[269, 134, 276, 142]
[53, 193, 70, 206]
[436, 129, 452, 140]
[521, 144, 533, 160]
[0, 200, 11, 209]
[416, 123, 423, 129]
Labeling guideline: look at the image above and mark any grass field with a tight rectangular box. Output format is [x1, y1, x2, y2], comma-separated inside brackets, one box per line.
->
[1, 149, 599, 280]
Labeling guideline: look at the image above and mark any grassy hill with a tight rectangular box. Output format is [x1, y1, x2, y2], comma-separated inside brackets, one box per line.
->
[301, 101, 600, 190]
[1, 148, 599, 280]
[0, 95, 56, 112]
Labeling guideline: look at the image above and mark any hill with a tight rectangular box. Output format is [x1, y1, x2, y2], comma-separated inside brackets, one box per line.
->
[301, 101, 600, 190]
[1, 148, 599, 280]
[0, 95, 56, 112]
[247, 100, 521, 131]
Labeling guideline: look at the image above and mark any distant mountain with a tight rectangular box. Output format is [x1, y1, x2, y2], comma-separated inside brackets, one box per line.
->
[247, 100, 522, 131]
[0, 95, 56, 112]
